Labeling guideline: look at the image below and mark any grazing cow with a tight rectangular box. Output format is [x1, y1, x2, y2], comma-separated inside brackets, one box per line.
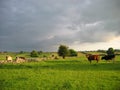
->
[101, 55, 115, 62]
[15, 57, 26, 63]
[86, 54, 100, 63]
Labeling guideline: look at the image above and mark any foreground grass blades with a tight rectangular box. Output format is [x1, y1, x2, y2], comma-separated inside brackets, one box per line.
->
[0, 59, 120, 90]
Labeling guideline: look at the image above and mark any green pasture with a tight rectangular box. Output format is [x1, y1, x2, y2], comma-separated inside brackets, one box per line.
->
[0, 52, 120, 90]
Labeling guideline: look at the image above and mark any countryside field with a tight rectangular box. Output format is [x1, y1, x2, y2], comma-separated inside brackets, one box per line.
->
[0, 52, 120, 90]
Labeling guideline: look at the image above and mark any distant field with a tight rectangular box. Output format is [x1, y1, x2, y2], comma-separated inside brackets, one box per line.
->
[0, 52, 53, 60]
[0, 52, 120, 90]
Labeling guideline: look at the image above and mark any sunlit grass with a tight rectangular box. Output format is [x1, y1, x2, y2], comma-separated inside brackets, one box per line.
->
[0, 52, 120, 90]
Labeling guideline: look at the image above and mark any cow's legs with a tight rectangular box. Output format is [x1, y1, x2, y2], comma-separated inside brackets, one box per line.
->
[96, 60, 98, 63]
[89, 60, 92, 64]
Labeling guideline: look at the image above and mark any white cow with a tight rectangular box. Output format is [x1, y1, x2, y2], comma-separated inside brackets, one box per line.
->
[6, 55, 13, 62]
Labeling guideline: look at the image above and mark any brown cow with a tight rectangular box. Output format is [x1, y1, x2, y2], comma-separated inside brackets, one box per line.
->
[86, 54, 100, 63]
[19, 57, 26, 60]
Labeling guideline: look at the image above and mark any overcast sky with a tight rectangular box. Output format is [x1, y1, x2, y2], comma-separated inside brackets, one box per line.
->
[0, 0, 120, 52]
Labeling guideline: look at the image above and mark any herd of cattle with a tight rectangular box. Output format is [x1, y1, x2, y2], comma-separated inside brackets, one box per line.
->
[86, 54, 115, 63]
[0, 54, 116, 64]
[0, 55, 59, 64]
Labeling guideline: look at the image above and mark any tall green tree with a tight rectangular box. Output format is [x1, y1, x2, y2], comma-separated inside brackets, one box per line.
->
[58, 45, 69, 59]
[107, 47, 114, 55]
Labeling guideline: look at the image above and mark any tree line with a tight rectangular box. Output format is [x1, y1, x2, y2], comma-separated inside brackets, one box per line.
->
[29, 45, 77, 58]
[0, 45, 118, 58]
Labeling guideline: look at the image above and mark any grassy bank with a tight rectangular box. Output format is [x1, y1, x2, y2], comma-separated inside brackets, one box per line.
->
[0, 57, 120, 90]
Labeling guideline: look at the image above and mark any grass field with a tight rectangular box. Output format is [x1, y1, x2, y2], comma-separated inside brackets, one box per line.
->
[0, 52, 120, 90]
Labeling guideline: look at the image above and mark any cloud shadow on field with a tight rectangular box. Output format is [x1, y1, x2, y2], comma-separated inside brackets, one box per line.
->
[0, 60, 120, 71]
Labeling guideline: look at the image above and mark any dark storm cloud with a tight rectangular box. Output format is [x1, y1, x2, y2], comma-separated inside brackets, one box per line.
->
[66, 0, 120, 43]
[0, 0, 120, 51]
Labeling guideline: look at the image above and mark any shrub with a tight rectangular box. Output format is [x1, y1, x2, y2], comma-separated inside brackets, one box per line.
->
[30, 50, 39, 57]
[38, 51, 43, 55]
[69, 49, 77, 57]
